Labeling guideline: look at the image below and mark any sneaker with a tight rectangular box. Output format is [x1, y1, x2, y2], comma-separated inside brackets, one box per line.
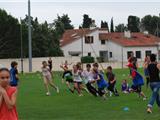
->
[79, 94, 83, 97]
[147, 108, 152, 114]
[46, 92, 51, 96]
[56, 87, 59, 93]
[143, 97, 147, 101]
[109, 91, 113, 97]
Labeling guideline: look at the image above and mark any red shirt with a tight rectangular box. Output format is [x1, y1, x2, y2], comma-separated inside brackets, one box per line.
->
[0, 87, 18, 120]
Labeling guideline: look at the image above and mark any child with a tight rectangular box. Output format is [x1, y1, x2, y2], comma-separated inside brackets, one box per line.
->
[143, 56, 150, 89]
[60, 60, 72, 69]
[91, 63, 108, 100]
[62, 66, 74, 93]
[48, 57, 52, 72]
[10, 61, 19, 87]
[0, 68, 18, 120]
[127, 62, 147, 100]
[121, 79, 129, 93]
[72, 64, 83, 96]
[41, 61, 59, 96]
[82, 64, 99, 97]
[106, 66, 119, 96]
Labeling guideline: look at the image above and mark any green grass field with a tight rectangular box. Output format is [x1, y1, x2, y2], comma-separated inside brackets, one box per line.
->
[17, 68, 160, 120]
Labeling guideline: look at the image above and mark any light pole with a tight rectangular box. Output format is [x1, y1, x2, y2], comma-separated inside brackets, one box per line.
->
[28, 0, 32, 72]
[20, 18, 23, 74]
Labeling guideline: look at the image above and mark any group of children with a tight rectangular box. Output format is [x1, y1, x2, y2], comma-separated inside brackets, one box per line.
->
[60, 62, 119, 99]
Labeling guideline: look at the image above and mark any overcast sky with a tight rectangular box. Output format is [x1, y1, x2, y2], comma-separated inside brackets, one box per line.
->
[0, 0, 160, 28]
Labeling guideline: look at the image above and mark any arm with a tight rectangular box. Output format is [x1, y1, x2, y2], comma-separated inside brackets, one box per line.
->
[0, 88, 17, 110]
[0, 94, 2, 107]
[157, 63, 160, 71]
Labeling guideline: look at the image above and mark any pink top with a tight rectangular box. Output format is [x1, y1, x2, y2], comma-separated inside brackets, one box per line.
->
[0, 86, 18, 120]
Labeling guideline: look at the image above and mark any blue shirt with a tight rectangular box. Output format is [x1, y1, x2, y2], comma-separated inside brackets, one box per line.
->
[10, 67, 18, 86]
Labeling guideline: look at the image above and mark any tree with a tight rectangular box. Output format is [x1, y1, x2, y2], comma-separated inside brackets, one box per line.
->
[115, 24, 127, 32]
[101, 20, 109, 30]
[141, 15, 160, 36]
[82, 14, 92, 28]
[110, 17, 114, 32]
[127, 15, 140, 32]
[0, 9, 20, 58]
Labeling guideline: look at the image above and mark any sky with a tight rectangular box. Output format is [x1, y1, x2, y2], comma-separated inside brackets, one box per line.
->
[0, 0, 160, 28]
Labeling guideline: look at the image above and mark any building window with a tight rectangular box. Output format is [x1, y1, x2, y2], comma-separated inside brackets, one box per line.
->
[109, 52, 112, 58]
[88, 52, 91, 56]
[145, 50, 151, 57]
[136, 51, 141, 59]
[127, 51, 133, 59]
[101, 40, 105, 45]
[85, 36, 94, 44]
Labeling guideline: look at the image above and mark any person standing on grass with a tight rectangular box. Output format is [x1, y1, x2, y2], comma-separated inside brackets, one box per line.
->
[146, 54, 160, 113]
[41, 61, 59, 96]
[82, 64, 99, 97]
[10, 61, 19, 87]
[48, 57, 53, 72]
[0, 68, 18, 120]
[143, 56, 150, 89]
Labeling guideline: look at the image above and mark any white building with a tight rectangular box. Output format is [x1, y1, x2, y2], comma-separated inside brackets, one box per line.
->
[60, 28, 160, 62]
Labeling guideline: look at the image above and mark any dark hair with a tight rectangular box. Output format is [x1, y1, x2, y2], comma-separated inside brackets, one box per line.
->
[42, 61, 47, 64]
[107, 66, 112, 70]
[93, 63, 99, 67]
[86, 64, 91, 68]
[11, 61, 18, 68]
[150, 54, 156, 62]
[0, 68, 10, 73]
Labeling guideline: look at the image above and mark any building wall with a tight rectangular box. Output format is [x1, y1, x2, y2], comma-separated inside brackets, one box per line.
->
[62, 30, 108, 57]
[0, 57, 144, 73]
[123, 46, 158, 62]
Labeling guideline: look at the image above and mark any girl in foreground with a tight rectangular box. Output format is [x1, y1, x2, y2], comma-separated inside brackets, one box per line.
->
[42, 61, 59, 96]
[0, 68, 18, 120]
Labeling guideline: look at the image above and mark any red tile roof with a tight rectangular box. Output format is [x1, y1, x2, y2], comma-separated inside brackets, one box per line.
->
[99, 32, 160, 47]
[60, 28, 160, 47]
[60, 28, 98, 47]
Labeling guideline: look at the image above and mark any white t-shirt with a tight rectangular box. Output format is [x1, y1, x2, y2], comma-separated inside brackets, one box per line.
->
[82, 70, 94, 84]
[42, 67, 51, 77]
[73, 70, 82, 82]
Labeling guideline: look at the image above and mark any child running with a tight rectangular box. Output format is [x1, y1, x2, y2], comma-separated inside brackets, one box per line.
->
[106, 66, 119, 96]
[91, 63, 108, 100]
[127, 62, 147, 100]
[10, 61, 19, 87]
[62, 66, 74, 93]
[82, 64, 99, 97]
[72, 64, 83, 96]
[41, 61, 59, 96]
[0, 68, 18, 120]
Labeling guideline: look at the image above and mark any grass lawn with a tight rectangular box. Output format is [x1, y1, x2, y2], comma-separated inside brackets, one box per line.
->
[17, 68, 160, 120]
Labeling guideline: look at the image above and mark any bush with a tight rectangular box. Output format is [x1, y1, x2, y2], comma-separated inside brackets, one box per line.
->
[96, 57, 104, 63]
[81, 56, 95, 63]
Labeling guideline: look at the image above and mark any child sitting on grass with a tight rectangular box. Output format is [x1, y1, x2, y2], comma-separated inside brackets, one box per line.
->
[41, 61, 59, 96]
[121, 79, 130, 93]
[0, 68, 18, 120]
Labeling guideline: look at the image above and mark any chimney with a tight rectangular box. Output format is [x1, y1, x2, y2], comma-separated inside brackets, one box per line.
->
[124, 30, 131, 38]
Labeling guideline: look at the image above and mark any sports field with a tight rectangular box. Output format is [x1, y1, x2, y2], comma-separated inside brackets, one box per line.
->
[17, 68, 159, 120]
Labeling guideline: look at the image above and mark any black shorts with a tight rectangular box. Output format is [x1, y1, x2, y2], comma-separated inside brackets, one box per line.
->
[66, 79, 73, 83]
[131, 85, 141, 93]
